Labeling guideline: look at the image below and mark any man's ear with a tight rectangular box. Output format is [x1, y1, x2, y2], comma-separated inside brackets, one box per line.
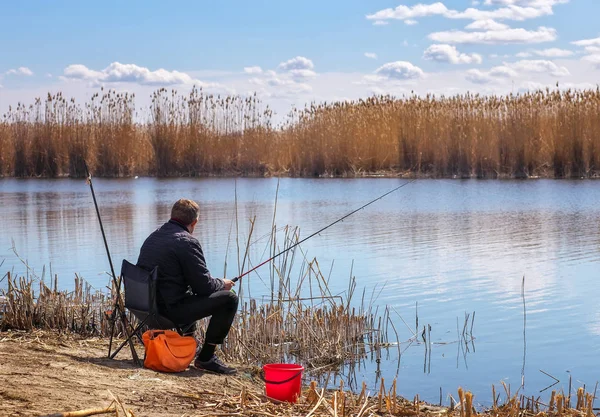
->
[191, 219, 198, 227]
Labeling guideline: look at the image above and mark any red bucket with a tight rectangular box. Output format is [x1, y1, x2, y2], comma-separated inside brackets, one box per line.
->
[263, 363, 304, 403]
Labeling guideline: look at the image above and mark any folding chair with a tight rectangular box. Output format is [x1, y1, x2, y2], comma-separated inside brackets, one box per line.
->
[108, 259, 186, 365]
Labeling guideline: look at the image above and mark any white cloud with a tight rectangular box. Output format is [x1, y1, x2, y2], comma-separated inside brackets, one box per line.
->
[466, 69, 496, 84]
[277, 57, 316, 79]
[6, 67, 34, 76]
[278, 56, 314, 72]
[62, 62, 221, 88]
[584, 46, 600, 54]
[244, 66, 263, 74]
[583, 54, 600, 69]
[429, 26, 556, 44]
[367, 3, 449, 21]
[453, 4, 555, 20]
[283, 83, 312, 94]
[466, 65, 519, 84]
[518, 80, 548, 91]
[404, 19, 418, 25]
[572, 38, 600, 69]
[465, 19, 510, 31]
[572, 37, 600, 47]
[267, 77, 294, 87]
[469, 59, 569, 83]
[64, 65, 103, 80]
[374, 20, 389, 26]
[248, 77, 265, 86]
[4, 58, 600, 125]
[375, 61, 425, 80]
[490, 65, 520, 77]
[511, 59, 570, 76]
[423, 44, 483, 64]
[366, 2, 557, 23]
[517, 48, 572, 58]
[519, 81, 595, 92]
[289, 69, 317, 79]
[364, 52, 378, 59]
[484, 0, 568, 6]
[246, 59, 317, 94]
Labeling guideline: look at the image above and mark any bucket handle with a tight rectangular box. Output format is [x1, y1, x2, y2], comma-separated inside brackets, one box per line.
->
[261, 370, 303, 385]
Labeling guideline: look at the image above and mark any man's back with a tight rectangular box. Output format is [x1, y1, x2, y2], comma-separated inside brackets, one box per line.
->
[137, 219, 223, 307]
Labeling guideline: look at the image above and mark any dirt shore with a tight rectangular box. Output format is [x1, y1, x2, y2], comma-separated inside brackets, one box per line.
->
[0, 330, 266, 417]
[2, 330, 595, 417]
[1, 330, 457, 417]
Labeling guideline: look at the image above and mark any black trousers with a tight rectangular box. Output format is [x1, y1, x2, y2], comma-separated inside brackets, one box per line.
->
[161, 290, 239, 345]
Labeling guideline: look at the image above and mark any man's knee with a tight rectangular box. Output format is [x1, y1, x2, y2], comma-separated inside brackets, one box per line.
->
[225, 290, 239, 310]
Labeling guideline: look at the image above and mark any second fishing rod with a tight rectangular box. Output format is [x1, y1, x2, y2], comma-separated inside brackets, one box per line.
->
[231, 179, 415, 283]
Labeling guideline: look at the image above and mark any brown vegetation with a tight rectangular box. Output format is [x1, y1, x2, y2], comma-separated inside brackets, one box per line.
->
[0, 264, 392, 377]
[1, 86, 599, 179]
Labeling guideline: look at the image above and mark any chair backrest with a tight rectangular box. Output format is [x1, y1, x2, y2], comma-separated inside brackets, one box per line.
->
[121, 259, 177, 330]
[121, 260, 157, 313]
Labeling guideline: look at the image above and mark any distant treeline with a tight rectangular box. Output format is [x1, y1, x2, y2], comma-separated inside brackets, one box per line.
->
[1, 86, 599, 179]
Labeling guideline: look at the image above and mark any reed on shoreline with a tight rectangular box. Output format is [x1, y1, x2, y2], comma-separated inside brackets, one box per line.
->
[1, 86, 599, 179]
[0, 268, 392, 376]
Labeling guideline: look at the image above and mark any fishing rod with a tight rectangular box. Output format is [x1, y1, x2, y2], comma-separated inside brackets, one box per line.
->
[231, 179, 415, 283]
[83, 161, 119, 291]
[83, 161, 139, 364]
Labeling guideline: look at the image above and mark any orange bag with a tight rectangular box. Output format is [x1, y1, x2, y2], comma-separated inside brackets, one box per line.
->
[142, 330, 197, 373]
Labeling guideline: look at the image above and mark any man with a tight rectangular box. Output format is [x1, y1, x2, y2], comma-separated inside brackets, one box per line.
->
[137, 198, 238, 374]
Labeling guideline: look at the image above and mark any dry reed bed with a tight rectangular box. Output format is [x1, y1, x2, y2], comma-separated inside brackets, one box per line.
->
[0, 269, 391, 375]
[176, 382, 599, 417]
[1, 87, 600, 178]
[1, 272, 111, 334]
[34, 374, 599, 417]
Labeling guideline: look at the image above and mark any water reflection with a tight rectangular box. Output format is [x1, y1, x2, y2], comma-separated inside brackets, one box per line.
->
[1, 178, 599, 404]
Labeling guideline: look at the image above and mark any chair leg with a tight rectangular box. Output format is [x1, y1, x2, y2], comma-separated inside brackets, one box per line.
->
[109, 316, 151, 366]
[107, 291, 140, 365]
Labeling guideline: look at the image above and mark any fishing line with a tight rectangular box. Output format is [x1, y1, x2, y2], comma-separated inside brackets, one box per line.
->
[232, 179, 416, 283]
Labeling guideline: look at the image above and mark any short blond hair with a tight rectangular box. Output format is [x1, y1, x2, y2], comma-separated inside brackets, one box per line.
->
[171, 199, 200, 226]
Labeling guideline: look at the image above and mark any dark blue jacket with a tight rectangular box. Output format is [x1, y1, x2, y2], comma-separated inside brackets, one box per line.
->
[136, 219, 224, 307]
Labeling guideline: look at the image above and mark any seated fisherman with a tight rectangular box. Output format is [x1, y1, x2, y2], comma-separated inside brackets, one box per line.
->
[137, 198, 238, 374]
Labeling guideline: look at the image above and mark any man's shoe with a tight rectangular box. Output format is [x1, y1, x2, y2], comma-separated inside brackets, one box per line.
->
[195, 355, 237, 375]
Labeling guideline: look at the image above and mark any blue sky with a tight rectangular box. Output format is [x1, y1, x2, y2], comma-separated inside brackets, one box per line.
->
[1, 0, 599, 119]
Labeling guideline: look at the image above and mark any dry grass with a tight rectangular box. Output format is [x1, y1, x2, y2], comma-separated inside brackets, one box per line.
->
[1, 272, 111, 334]
[0, 267, 392, 377]
[1, 87, 600, 178]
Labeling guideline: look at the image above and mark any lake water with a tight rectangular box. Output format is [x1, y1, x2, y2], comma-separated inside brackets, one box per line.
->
[1, 177, 599, 405]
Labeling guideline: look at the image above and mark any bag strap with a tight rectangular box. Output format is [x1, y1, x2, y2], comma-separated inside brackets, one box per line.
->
[149, 330, 165, 340]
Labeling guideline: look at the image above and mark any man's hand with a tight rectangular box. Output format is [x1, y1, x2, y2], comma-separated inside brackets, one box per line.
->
[222, 279, 235, 291]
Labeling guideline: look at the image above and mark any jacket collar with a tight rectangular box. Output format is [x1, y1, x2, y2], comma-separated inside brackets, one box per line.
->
[168, 218, 190, 233]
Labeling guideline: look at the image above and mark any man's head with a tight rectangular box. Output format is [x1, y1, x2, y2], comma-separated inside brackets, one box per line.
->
[171, 198, 200, 233]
